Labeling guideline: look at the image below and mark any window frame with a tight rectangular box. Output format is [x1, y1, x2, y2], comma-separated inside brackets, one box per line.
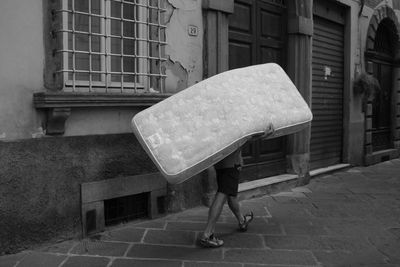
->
[55, 0, 167, 93]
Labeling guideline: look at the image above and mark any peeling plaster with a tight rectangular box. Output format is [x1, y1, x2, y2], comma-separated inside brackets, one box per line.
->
[165, 1, 175, 23]
[167, 0, 198, 10]
[165, 0, 202, 91]
[165, 59, 188, 93]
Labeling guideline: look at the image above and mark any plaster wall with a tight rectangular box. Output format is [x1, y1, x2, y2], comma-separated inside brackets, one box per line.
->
[63, 107, 141, 136]
[0, 0, 203, 140]
[165, 0, 203, 93]
[0, 0, 45, 141]
[0, 134, 158, 254]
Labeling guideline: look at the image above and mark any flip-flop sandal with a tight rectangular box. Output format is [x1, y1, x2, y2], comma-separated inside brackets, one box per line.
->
[198, 234, 224, 248]
[238, 211, 254, 232]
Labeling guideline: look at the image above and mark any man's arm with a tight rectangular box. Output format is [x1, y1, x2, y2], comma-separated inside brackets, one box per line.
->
[251, 123, 275, 140]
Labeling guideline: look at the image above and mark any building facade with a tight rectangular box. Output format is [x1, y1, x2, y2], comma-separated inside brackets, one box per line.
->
[1, 0, 399, 254]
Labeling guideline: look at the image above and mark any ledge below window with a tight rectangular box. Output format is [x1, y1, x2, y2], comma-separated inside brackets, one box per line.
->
[33, 92, 172, 135]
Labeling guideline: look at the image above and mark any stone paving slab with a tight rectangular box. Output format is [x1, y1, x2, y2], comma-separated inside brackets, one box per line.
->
[70, 240, 129, 257]
[184, 261, 242, 267]
[129, 220, 167, 229]
[126, 244, 223, 261]
[16, 252, 66, 267]
[97, 227, 145, 243]
[264, 234, 373, 251]
[0, 252, 28, 267]
[37, 240, 77, 254]
[216, 232, 264, 248]
[312, 249, 389, 267]
[111, 258, 181, 267]
[223, 248, 318, 265]
[1, 159, 400, 266]
[144, 229, 197, 246]
[61, 256, 110, 267]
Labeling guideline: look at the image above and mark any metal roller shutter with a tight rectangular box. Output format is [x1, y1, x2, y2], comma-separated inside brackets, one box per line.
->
[310, 15, 344, 170]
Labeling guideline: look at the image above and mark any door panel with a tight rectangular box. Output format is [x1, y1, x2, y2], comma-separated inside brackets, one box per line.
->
[371, 62, 392, 151]
[229, 42, 253, 68]
[229, 0, 287, 182]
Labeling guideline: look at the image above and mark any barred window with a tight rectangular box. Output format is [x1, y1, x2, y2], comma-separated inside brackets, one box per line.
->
[53, 0, 167, 93]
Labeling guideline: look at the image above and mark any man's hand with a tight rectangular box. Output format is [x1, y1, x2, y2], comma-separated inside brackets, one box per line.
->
[264, 123, 275, 137]
[251, 123, 275, 140]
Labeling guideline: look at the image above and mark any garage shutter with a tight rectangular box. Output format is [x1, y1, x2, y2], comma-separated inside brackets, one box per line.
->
[310, 15, 344, 170]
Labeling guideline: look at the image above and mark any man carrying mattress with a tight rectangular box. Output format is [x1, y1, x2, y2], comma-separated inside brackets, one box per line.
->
[198, 125, 274, 248]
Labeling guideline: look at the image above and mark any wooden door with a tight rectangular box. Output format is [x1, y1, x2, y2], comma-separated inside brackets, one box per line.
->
[371, 61, 392, 151]
[229, 0, 287, 182]
[367, 18, 395, 152]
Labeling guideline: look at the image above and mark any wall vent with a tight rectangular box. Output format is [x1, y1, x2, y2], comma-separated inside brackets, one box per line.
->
[381, 155, 390, 162]
[86, 209, 97, 234]
[81, 173, 167, 236]
[104, 192, 149, 226]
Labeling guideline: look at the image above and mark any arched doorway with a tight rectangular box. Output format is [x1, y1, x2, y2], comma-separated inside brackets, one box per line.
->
[364, 6, 400, 164]
[367, 18, 395, 151]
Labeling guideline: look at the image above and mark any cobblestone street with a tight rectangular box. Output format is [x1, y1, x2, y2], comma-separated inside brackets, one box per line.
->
[1, 159, 400, 267]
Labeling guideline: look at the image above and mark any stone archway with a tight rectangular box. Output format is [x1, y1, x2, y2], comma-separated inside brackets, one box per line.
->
[364, 5, 400, 165]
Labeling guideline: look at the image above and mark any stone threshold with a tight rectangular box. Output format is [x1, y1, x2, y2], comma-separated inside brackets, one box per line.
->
[238, 163, 350, 200]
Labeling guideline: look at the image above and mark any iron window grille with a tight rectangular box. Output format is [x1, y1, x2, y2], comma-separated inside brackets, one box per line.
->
[53, 0, 167, 93]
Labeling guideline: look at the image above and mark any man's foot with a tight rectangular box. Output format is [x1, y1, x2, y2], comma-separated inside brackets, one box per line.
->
[198, 234, 224, 248]
[238, 211, 254, 232]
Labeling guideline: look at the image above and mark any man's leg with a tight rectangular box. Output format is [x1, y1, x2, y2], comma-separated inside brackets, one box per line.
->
[227, 196, 244, 224]
[203, 192, 227, 237]
[228, 195, 253, 232]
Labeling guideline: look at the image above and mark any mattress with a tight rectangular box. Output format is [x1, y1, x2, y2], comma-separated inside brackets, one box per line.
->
[131, 63, 313, 184]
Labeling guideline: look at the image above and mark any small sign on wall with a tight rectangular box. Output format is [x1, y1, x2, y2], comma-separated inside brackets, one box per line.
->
[324, 66, 332, 80]
[188, 25, 198, 36]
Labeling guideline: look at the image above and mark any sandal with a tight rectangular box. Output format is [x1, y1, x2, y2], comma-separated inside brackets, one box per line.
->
[238, 211, 254, 232]
[198, 234, 224, 248]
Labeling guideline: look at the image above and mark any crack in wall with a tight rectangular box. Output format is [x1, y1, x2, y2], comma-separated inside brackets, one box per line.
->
[165, 0, 175, 24]
[164, 0, 202, 91]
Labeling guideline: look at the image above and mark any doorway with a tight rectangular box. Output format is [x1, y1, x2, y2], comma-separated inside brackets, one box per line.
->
[228, 0, 287, 182]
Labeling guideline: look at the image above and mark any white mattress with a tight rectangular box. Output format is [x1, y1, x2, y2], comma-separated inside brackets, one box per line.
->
[132, 63, 313, 184]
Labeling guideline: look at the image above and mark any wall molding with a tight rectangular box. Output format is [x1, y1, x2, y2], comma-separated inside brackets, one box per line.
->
[34, 92, 171, 108]
[33, 92, 171, 135]
[202, 0, 234, 14]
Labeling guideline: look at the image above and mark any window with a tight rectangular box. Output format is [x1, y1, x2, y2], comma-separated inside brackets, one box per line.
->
[53, 0, 167, 93]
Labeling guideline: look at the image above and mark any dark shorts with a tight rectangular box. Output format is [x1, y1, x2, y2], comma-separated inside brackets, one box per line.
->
[216, 166, 240, 197]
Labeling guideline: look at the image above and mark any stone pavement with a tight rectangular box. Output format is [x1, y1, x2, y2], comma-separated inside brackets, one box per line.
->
[1, 159, 400, 267]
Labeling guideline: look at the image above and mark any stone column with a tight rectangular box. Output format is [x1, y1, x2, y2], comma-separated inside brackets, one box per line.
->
[286, 0, 313, 186]
[201, 0, 234, 206]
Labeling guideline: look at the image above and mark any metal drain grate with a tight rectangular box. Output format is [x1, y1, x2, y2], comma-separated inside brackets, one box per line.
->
[104, 192, 148, 226]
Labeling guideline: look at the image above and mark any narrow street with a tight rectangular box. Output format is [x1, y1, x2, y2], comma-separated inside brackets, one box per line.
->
[1, 159, 399, 267]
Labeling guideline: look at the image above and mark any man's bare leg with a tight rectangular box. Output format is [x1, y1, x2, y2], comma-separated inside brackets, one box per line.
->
[202, 192, 227, 238]
[227, 196, 244, 224]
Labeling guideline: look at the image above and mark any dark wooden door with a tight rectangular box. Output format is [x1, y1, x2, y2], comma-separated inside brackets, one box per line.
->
[310, 14, 344, 170]
[229, 0, 287, 182]
[367, 18, 395, 152]
[370, 59, 393, 151]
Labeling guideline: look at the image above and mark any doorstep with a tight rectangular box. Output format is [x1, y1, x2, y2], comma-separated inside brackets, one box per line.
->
[237, 163, 350, 201]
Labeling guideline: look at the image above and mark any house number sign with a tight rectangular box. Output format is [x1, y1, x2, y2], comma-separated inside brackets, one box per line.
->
[188, 25, 199, 36]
